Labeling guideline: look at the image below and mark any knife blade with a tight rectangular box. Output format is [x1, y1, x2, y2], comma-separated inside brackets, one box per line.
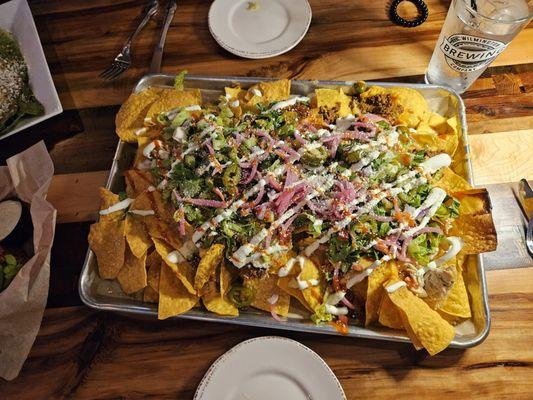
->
[149, 0, 177, 74]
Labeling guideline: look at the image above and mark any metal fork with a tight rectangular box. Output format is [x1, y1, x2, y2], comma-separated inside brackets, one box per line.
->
[99, 0, 159, 80]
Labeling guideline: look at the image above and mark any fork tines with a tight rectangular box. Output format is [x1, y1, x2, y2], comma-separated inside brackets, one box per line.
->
[99, 59, 130, 80]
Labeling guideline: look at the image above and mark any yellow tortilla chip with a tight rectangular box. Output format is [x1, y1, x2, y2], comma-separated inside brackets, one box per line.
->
[202, 280, 239, 316]
[146, 88, 202, 119]
[146, 251, 162, 292]
[134, 137, 152, 168]
[158, 263, 197, 319]
[134, 191, 185, 251]
[244, 274, 290, 316]
[378, 294, 403, 330]
[143, 286, 159, 303]
[152, 237, 196, 295]
[315, 88, 352, 117]
[88, 220, 125, 279]
[117, 247, 147, 294]
[125, 214, 152, 258]
[195, 243, 225, 291]
[365, 262, 397, 326]
[225, 86, 246, 101]
[298, 257, 325, 312]
[433, 167, 472, 193]
[245, 79, 291, 106]
[402, 318, 424, 351]
[116, 87, 162, 143]
[388, 87, 430, 128]
[98, 188, 124, 222]
[220, 261, 235, 296]
[411, 127, 458, 156]
[277, 276, 314, 313]
[124, 169, 154, 198]
[438, 265, 471, 319]
[450, 189, 497, 254]
[386, 282, 455, 355]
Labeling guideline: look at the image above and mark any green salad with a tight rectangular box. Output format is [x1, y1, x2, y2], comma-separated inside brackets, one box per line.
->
[0, 28, 44, 136]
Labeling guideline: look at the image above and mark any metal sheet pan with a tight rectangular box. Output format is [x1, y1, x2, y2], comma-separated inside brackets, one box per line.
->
[79, 75, 490, 349]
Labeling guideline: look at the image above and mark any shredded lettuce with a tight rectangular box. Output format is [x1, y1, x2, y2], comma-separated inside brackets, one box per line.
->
[174, 70, 187, 90]
[407, 233, 442, 264]
[311, 304, 334, 324]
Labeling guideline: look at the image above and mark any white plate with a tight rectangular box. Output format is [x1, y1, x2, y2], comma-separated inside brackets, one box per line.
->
[194, 336, 346, 400]
[208, 0, 312, 59]
[0, 0, 62, 141]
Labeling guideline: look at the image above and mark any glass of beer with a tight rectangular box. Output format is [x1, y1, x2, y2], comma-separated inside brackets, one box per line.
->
[426, 0, 532, 93]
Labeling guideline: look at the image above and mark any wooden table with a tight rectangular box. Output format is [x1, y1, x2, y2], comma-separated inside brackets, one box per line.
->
[1, 1, 532, 398]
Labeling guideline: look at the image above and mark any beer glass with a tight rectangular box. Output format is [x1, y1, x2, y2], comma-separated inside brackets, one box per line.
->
[426, 0, 532, 93]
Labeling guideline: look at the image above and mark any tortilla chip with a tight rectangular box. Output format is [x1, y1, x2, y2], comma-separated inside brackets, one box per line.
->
[125, 214, 152, 258]
[220, 261, 236, 296]
[158, 263, 197, 319]
[134, 191, 185, 251]
[195, 244, 224, 291]
[116, 87, 162, 143]
[225, 86, 246, 101]
[411, 127, 458, 157]
[277, 276, 314, 313]
[202, 280, 239, 316]
[438, 265, 471, 319]
[450, 189, 497, 254]
[298, 257, 325, 312]
[124, 169, 154, 197]
[88, 220, 125, 279]
[386, 282, 455, 355]
[433, 167, 472, 193]
[378, 294, 403, 329]
[245, 79, 291, 106]
[117, 246, 147, 294]
[269, 250, 296, 275]
[146, 251, 162, 292]
[365, 262, 397, 326]
[388, 87, 430, 128]
[135, 137, 153, 167]
[98, 188, 124, 222]
[244, 274, 290, 316]
[143, 286, 159, 303]
[315, 88, 352, 117]
[152, 237, 196, 295]
[402, 318, 424, 351]
[146, 88, 202, 119]
[451, 140, 468, 178]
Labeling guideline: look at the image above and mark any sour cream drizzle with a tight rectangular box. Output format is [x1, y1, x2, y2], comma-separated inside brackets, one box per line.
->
[99, 198, 134, 215]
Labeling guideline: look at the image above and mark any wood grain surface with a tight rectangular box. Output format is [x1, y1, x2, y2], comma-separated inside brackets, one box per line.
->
[0, 0, 532, 398]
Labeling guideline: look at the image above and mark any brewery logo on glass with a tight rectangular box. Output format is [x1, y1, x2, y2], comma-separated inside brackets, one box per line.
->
[439, 34, 507, 72]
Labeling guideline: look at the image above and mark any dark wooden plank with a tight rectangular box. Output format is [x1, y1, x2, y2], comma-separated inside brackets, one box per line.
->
[47, 222, 91, 308]
[15, 0, 531, 110]
[1, 268, 532, 399]
[0, 107, 118, 174]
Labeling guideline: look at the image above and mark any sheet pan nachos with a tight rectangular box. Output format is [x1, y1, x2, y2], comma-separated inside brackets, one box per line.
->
[88, 76, 497, 355]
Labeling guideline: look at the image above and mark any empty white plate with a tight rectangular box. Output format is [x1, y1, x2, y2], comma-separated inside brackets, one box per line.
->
[208, 0, 312, 59]
[194, 336, 346, 400]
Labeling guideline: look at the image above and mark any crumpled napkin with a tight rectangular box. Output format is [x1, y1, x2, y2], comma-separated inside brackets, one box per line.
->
[0, 141, 56, 380]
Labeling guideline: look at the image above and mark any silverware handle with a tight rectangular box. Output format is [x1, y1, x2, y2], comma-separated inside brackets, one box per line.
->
[123, 1, 159, 52]
[149, 0, 177, 74]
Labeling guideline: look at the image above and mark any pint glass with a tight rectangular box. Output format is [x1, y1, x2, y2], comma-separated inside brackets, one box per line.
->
[426, 0, 532, 93]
